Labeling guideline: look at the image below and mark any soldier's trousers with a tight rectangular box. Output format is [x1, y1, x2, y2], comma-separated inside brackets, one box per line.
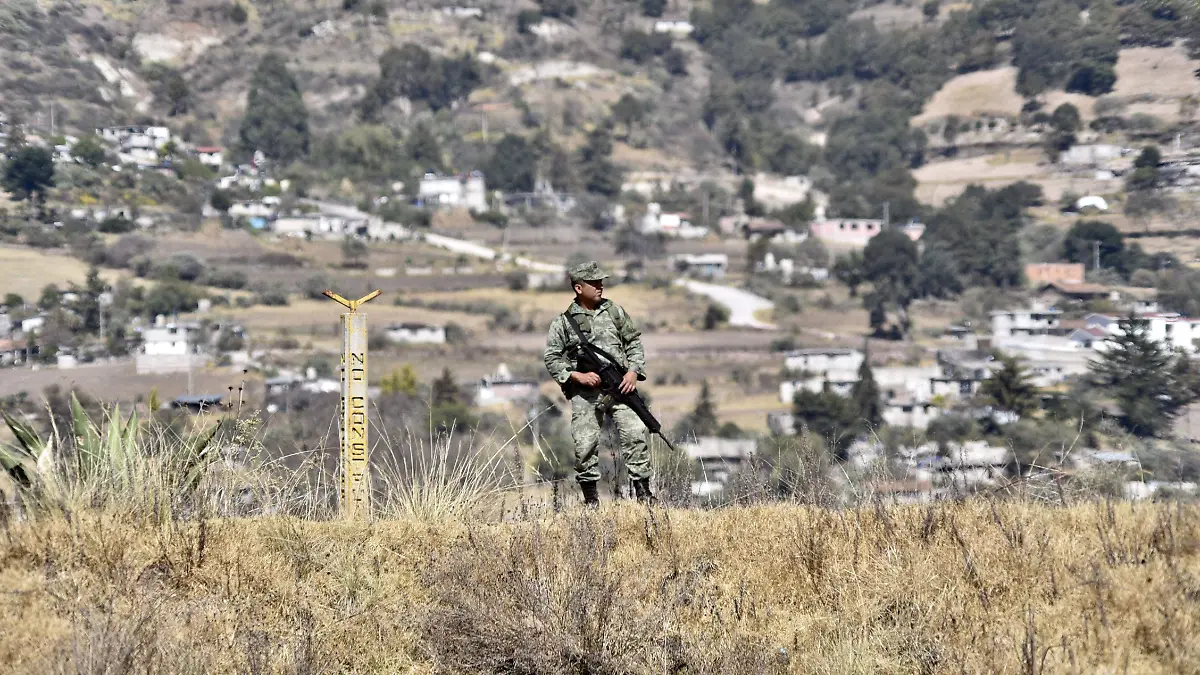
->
[570, 391, 651, 484]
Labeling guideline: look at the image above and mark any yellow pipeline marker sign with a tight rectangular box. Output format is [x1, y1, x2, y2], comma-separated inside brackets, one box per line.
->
[324, 289, 381, 519]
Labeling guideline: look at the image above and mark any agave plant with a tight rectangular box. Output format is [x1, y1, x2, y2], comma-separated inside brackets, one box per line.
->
[1, 393, 223, 517]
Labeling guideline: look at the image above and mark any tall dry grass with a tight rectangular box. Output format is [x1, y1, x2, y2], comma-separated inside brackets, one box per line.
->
[2, 499, 1199, 672]
[3, 403, 1200, 673]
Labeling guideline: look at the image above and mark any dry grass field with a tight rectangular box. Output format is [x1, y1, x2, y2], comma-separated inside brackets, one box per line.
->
[2, 500, 1198, 673]
[0, 246, 123, 300]
[912, 67, 1026, 126]
[913, 150, 1118, 205]
[913, 45, 1200, 127]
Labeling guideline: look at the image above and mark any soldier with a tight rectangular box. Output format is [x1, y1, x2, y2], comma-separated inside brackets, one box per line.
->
[543, 261, 653, 506]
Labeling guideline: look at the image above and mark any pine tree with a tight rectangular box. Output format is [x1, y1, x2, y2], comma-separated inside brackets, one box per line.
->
[1091, 318, 1195, 437]
[851, 357, 882, 429]
[431, 367, 462, 407]
[979, 356, 1038, 417]
[674, 380, 719, 440]
[239, 53, 310, 163]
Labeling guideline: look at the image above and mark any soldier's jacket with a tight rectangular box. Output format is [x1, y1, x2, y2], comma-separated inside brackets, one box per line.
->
[544, 299, 646, 396]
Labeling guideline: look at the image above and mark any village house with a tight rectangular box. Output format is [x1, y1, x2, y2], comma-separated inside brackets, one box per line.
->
[990, 304, 1062, 338]
[385, 322, 447, 345]
[1034, 281, 1112, 306]
[1089, 312, 1200, 354]
[417, 171, 488, 210]
[1024, 263, 1085, 286]
[194, 146, 224, 168]
[737, 217, 789, 240]
[135, 320, 207, 374]
[653, 20, 694, 36]
[682, 437, 759, 496]
[882, 398, 941, 430]
[475, 364, 540, 407]
[670, 253, 728, 279]
[806, 205, 924, 248]
[1059, 144, 1125, 167]
[641, 203, 709, 239]
[442, 6, 483, 18]
[229, 200, 275, 219]
[98, 125, 171, 149]
[935, 441, 1012, 491]
[784, 347, 864, 374]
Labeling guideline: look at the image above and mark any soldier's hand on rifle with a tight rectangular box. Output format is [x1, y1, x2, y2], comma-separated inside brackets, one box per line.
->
[619, 370, 638, 394]
[570, 371, 602, 388]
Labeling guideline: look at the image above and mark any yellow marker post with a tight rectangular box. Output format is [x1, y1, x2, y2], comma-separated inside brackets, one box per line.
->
[323, 289, 382, 519]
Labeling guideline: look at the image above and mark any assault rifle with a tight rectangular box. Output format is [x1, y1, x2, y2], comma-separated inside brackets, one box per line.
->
[564, 314, 678, 452]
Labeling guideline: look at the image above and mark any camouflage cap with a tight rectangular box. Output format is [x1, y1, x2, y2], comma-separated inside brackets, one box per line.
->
[567, 261, 609, 283]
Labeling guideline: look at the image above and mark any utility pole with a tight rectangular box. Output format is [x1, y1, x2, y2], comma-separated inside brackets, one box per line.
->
[1094, 240, 1101, 272]
[882, 201, 890, 228]
[482, 111, 488, 142]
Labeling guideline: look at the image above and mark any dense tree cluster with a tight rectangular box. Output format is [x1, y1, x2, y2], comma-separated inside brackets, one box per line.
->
[360, 45, 482, 119]
[239, 53, 310, 163]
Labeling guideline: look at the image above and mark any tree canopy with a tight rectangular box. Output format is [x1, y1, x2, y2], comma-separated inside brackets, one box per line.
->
[2, 146, 55, 202]
[239, 53, 310, 163]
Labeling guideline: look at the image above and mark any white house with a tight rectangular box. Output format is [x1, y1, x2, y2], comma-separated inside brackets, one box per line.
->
[443, 6, 483, 18]
[136, 321, 206, 374]
[475, 364, 540, 407]
[784, 348, 863, 374]
[229, 200, 275, 219]
[418, 172, 488, 210]
[1059, 144, 1124, 166]
[141, 323, 198, 356]
[990, 304, 1063, 338]
[1089, 312, 1200, 354]
[671, 253, 728, 279]
[195, 146, 224, 168]
[882, 398, 941, 430]
[683, 437, 758, 493]
[98, 125, 171, 149]
[641, 202, 709, 239]
[653, 20, 694, 35]
[385, 323, 447, 344]
[20, 316, 45, 334]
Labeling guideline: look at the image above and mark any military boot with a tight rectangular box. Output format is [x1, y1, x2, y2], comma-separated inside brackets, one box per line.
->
[580, 481, 600, 507]
[632, 478, 655, 504]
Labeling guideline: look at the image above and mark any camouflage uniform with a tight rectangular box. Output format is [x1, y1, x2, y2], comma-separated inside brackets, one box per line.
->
[543, 264, 650, 485]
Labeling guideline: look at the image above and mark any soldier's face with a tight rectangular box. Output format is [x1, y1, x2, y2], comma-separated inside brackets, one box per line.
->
[575, 279, 603, 303]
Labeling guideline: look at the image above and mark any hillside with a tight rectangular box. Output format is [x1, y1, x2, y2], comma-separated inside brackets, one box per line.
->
[2, 501, 1198, 672]
[3, 0, 1198, 216]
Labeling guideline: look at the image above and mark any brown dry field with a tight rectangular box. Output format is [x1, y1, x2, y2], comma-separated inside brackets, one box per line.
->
[913, 150, 1118, 205]
[912, 67, 1026, 125]
[0, 245, 123, 299]
[0, 359, 253, 404]
[3, 502, 1198, 672]
[913, 45, 1200, 127]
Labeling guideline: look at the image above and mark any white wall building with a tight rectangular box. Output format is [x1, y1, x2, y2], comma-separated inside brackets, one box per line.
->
[784, 348, 864, 374]
[990, 305, 1063, 338]
[195, 146, 223, 167]
[683, 437, 758, 493]
[136, 322, 206, 374]
[1089, 313, 1200, 354]
[653, 20, 694, 36]
[418, 172, 488, 210]
[475, 364, 539, 407]
[385, 323, 447, 344]
[641, 202, 709, 239]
